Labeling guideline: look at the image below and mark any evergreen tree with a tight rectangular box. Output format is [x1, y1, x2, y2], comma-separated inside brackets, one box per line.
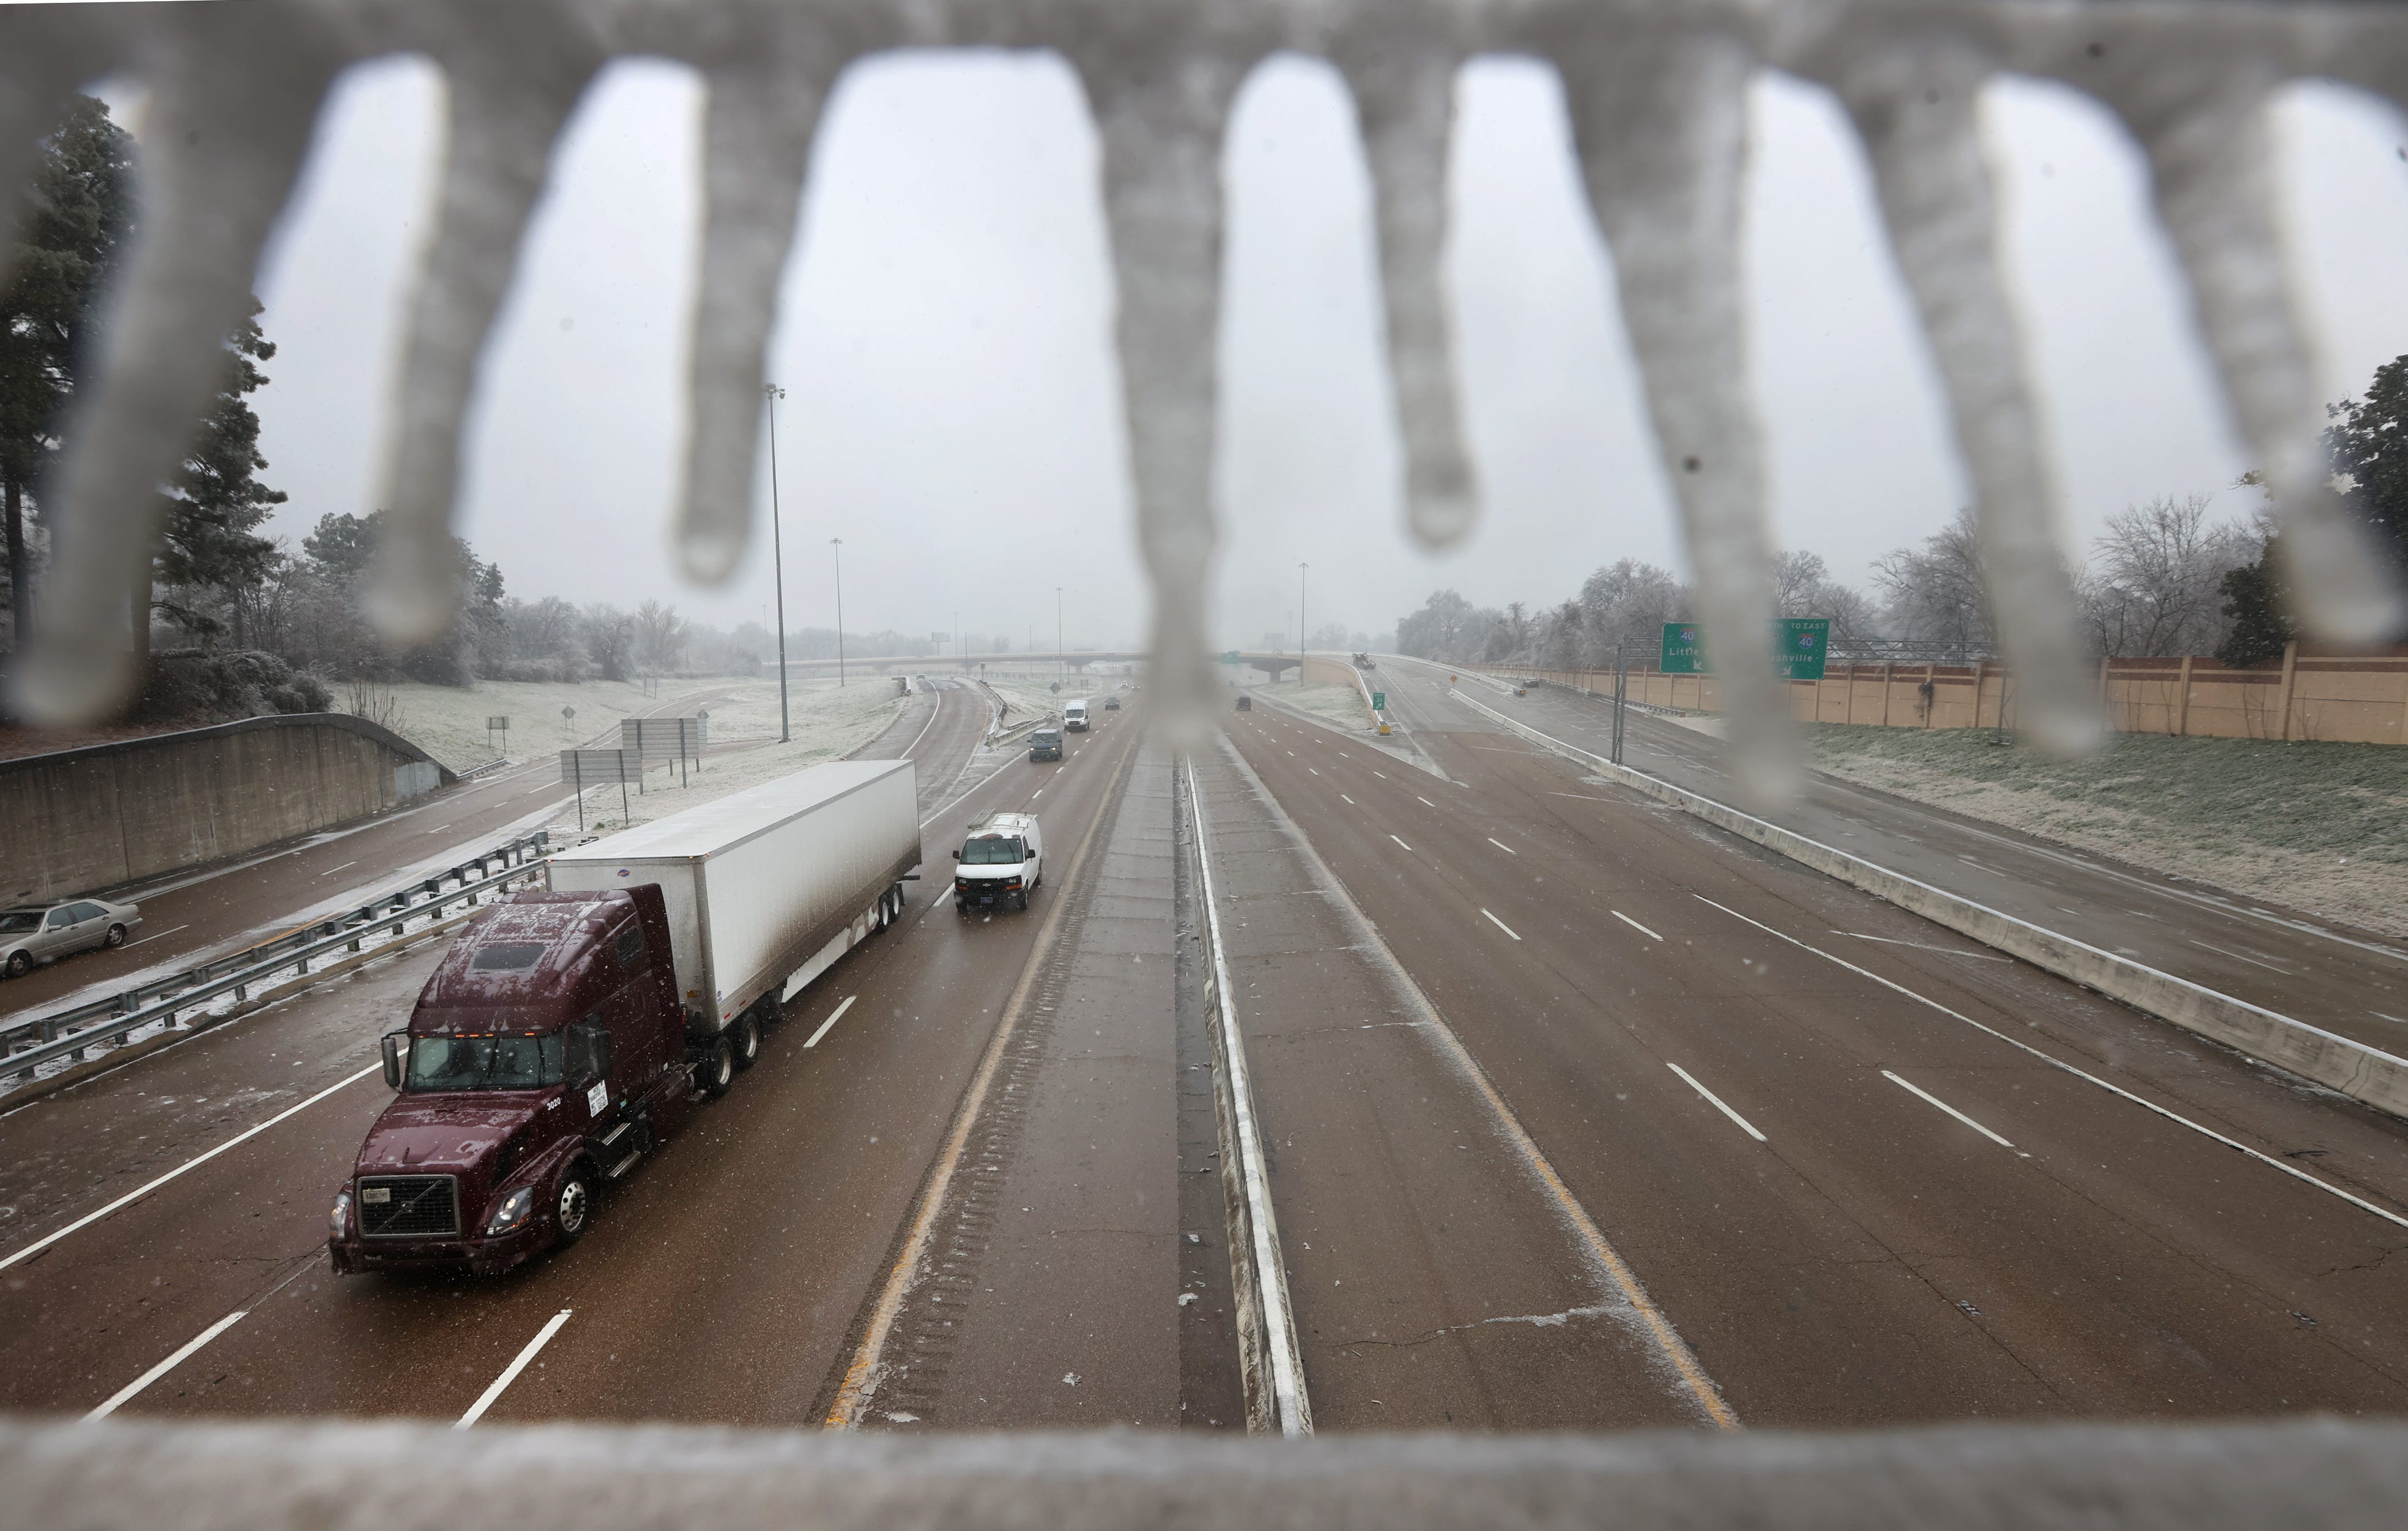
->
[0, 95, 136, 648]
[157, 298, 287, 647]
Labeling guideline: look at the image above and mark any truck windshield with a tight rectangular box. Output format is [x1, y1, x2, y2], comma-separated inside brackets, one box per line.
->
[406, 1035, 564, 1092]
[961, 837, 1026, 864]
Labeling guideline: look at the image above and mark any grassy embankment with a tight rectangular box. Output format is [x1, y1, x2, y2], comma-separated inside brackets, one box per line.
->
[1807, 723, 2408, 937]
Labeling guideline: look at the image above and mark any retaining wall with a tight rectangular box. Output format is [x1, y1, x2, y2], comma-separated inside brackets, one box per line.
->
[0, 714, 455, 904]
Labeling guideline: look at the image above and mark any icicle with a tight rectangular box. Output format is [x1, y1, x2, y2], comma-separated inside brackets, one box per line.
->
[1553, 26, 1797, 805]
[361, 52, 596, 649]
[678, 62, 838, 584]
[2100, 56, 2405, 646]
[1832, 40, 2098, 754]
[11, 13, 342, 725]
[1335, 33, 1478, 551]
[1070, 43, 1254, 743]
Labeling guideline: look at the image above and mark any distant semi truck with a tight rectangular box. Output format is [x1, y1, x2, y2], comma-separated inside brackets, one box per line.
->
[327, 760, 920, 1275]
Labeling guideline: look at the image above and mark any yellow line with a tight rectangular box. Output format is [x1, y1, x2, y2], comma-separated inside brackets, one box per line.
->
[822, 726, 1146, 1428]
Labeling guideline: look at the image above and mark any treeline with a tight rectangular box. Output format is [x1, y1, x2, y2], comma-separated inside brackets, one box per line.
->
[1, 96, 934, 726]
[1401, 353, 2408, 671]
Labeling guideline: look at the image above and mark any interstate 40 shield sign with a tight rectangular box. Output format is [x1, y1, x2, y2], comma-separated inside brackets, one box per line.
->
[1659, 619, 1830, 680]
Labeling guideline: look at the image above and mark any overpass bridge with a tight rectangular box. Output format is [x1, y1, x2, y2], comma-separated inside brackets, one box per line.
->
[771, 651, 1318, 682]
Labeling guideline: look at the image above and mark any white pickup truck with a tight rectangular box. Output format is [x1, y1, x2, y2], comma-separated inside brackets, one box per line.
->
[952, 812, 1043, 913]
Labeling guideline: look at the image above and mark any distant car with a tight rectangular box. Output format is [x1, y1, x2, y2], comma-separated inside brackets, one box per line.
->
[1103, 696, 1121, 711]
[1, 896, 142, 978]
[1235, 695, 1252, 711]
[1029, 727, 1064, 762]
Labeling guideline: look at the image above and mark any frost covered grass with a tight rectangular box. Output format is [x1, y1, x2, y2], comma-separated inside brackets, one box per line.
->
[1246, 678, 1375, 733]
[1808, 724, 2408, 936]
[545, 680, 907, 840]
[364, 678, 737, 769]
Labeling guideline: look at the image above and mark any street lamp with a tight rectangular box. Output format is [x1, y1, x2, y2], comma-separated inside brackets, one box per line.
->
[764, 383, 790, 743]
[1299, 561, 1308, 684]
[1056, 586, 1063, 678]
[830, 537, 845, 687]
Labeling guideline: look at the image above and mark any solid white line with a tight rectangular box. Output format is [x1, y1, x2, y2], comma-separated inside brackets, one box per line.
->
[1482, 909, 1523, 941]
[1, 1063, 382, 1271]
[1340, 794, 1355, 805]
[1692, 895, 2408, 1234]
[316, 862, 358, 877]
[804, 996, 856, 1049]
[456, 1309, 573, 1428]
[1390, 835, 1412, 852]
[2187, 938, 2290, 974]
[1186, 758, 1311, 1437]
[1549, 791, 1615, 801]
[1838, 931, 2010, 962]
[2379, 1013, 2408, 1027]
[1613, 911, 1662, 942]
[1667, 1062, 1766, 1142]
[123, 923, 191, 947]
[1416, 796, 1436, 808]
[1883, 1070, 2017, 1149]
[85, 1309, 248, 1420]
[1487, 838, 1516, 855]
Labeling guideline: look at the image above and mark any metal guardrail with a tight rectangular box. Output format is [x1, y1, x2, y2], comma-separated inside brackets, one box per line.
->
[2, 832, 550, 1082]
[453, 756, 509, 780]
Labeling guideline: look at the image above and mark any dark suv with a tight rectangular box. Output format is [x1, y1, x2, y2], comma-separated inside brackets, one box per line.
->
[1029, 727, 1064, 761]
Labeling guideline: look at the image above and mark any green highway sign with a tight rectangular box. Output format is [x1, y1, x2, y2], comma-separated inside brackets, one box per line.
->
[1658, 618, 1831, 682]
[1220, 651, 1241, 664]
[1371, 691, 1386, 710]
[1660, 622, 1706, 674]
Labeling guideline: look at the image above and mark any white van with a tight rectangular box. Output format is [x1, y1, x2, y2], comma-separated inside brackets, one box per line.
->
[953, 812, 1044, 913]
[1064, 699, 1090, 732]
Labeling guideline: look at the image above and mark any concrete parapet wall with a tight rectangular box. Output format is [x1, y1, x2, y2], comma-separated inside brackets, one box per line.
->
[1299, 656, 1379, 722]
[0, 714, 454, 904]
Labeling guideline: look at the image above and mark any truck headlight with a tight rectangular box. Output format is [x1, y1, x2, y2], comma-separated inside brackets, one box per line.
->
[484, 1185, 535, 1236]
[328, 1191, 351, 1242]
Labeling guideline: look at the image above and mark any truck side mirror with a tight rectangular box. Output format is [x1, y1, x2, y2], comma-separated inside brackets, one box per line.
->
[380, 1032, 406, 1091]
[568, 1022, 612, 1083]
[952, 850, 960, 860]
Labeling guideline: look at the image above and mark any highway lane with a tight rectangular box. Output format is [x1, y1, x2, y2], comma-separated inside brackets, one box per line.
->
[6, 696, 1146, 1427]
[0, 683, 1008, 1420]
[1224, 685, 2408, 1424]
[0, 686, 756, 1023]
[1382, 655, 2408, 1054]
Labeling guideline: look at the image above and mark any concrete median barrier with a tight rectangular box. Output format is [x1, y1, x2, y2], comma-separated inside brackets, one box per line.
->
[1448, 687, 2408, 1123]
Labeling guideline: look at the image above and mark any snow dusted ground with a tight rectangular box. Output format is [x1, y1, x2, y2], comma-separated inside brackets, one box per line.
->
[1244, 677, 1375, 734]
[1809, 724, 2408, 939]
[544, 680, 909, 840]
[361, 678, 737, 770]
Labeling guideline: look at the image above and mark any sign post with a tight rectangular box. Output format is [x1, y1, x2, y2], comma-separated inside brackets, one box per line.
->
[487, 715, 510, 757]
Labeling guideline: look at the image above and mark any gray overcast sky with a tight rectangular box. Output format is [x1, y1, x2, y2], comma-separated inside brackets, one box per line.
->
[191, 50, 2408, 651]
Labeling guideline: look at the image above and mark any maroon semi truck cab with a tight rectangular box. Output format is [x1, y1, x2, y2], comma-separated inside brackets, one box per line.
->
[328, 886, 696, 1276]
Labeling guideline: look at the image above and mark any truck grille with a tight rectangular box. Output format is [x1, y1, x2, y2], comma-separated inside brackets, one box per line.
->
[357, 1175, 460, 1238]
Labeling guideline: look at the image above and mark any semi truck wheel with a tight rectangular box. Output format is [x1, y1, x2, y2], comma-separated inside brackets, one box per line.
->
[730, 1013, 763, 1072]
[698, 1035, 736, 1098]
[554, 1166, 597, 1246]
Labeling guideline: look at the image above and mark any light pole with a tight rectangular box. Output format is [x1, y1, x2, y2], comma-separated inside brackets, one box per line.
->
[1055, 586, 1063, 678]
[1299, 561, 1308, 684]
[764, 383, 790, 743]
[829, 537, 845, 686]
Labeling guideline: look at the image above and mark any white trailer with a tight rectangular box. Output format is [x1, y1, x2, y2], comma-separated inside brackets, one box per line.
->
[547, 760, 921, 1051]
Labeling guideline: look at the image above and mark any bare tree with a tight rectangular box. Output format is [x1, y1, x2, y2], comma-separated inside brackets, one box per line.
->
[1576, 559, 1688, 665]
[1873, 507, 1990, 662]
[631, 598, 690, 673]
[2079, 492, 2254, 657]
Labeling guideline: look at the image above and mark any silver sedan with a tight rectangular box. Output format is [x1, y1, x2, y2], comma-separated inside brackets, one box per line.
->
[1, 896, 143, 978]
